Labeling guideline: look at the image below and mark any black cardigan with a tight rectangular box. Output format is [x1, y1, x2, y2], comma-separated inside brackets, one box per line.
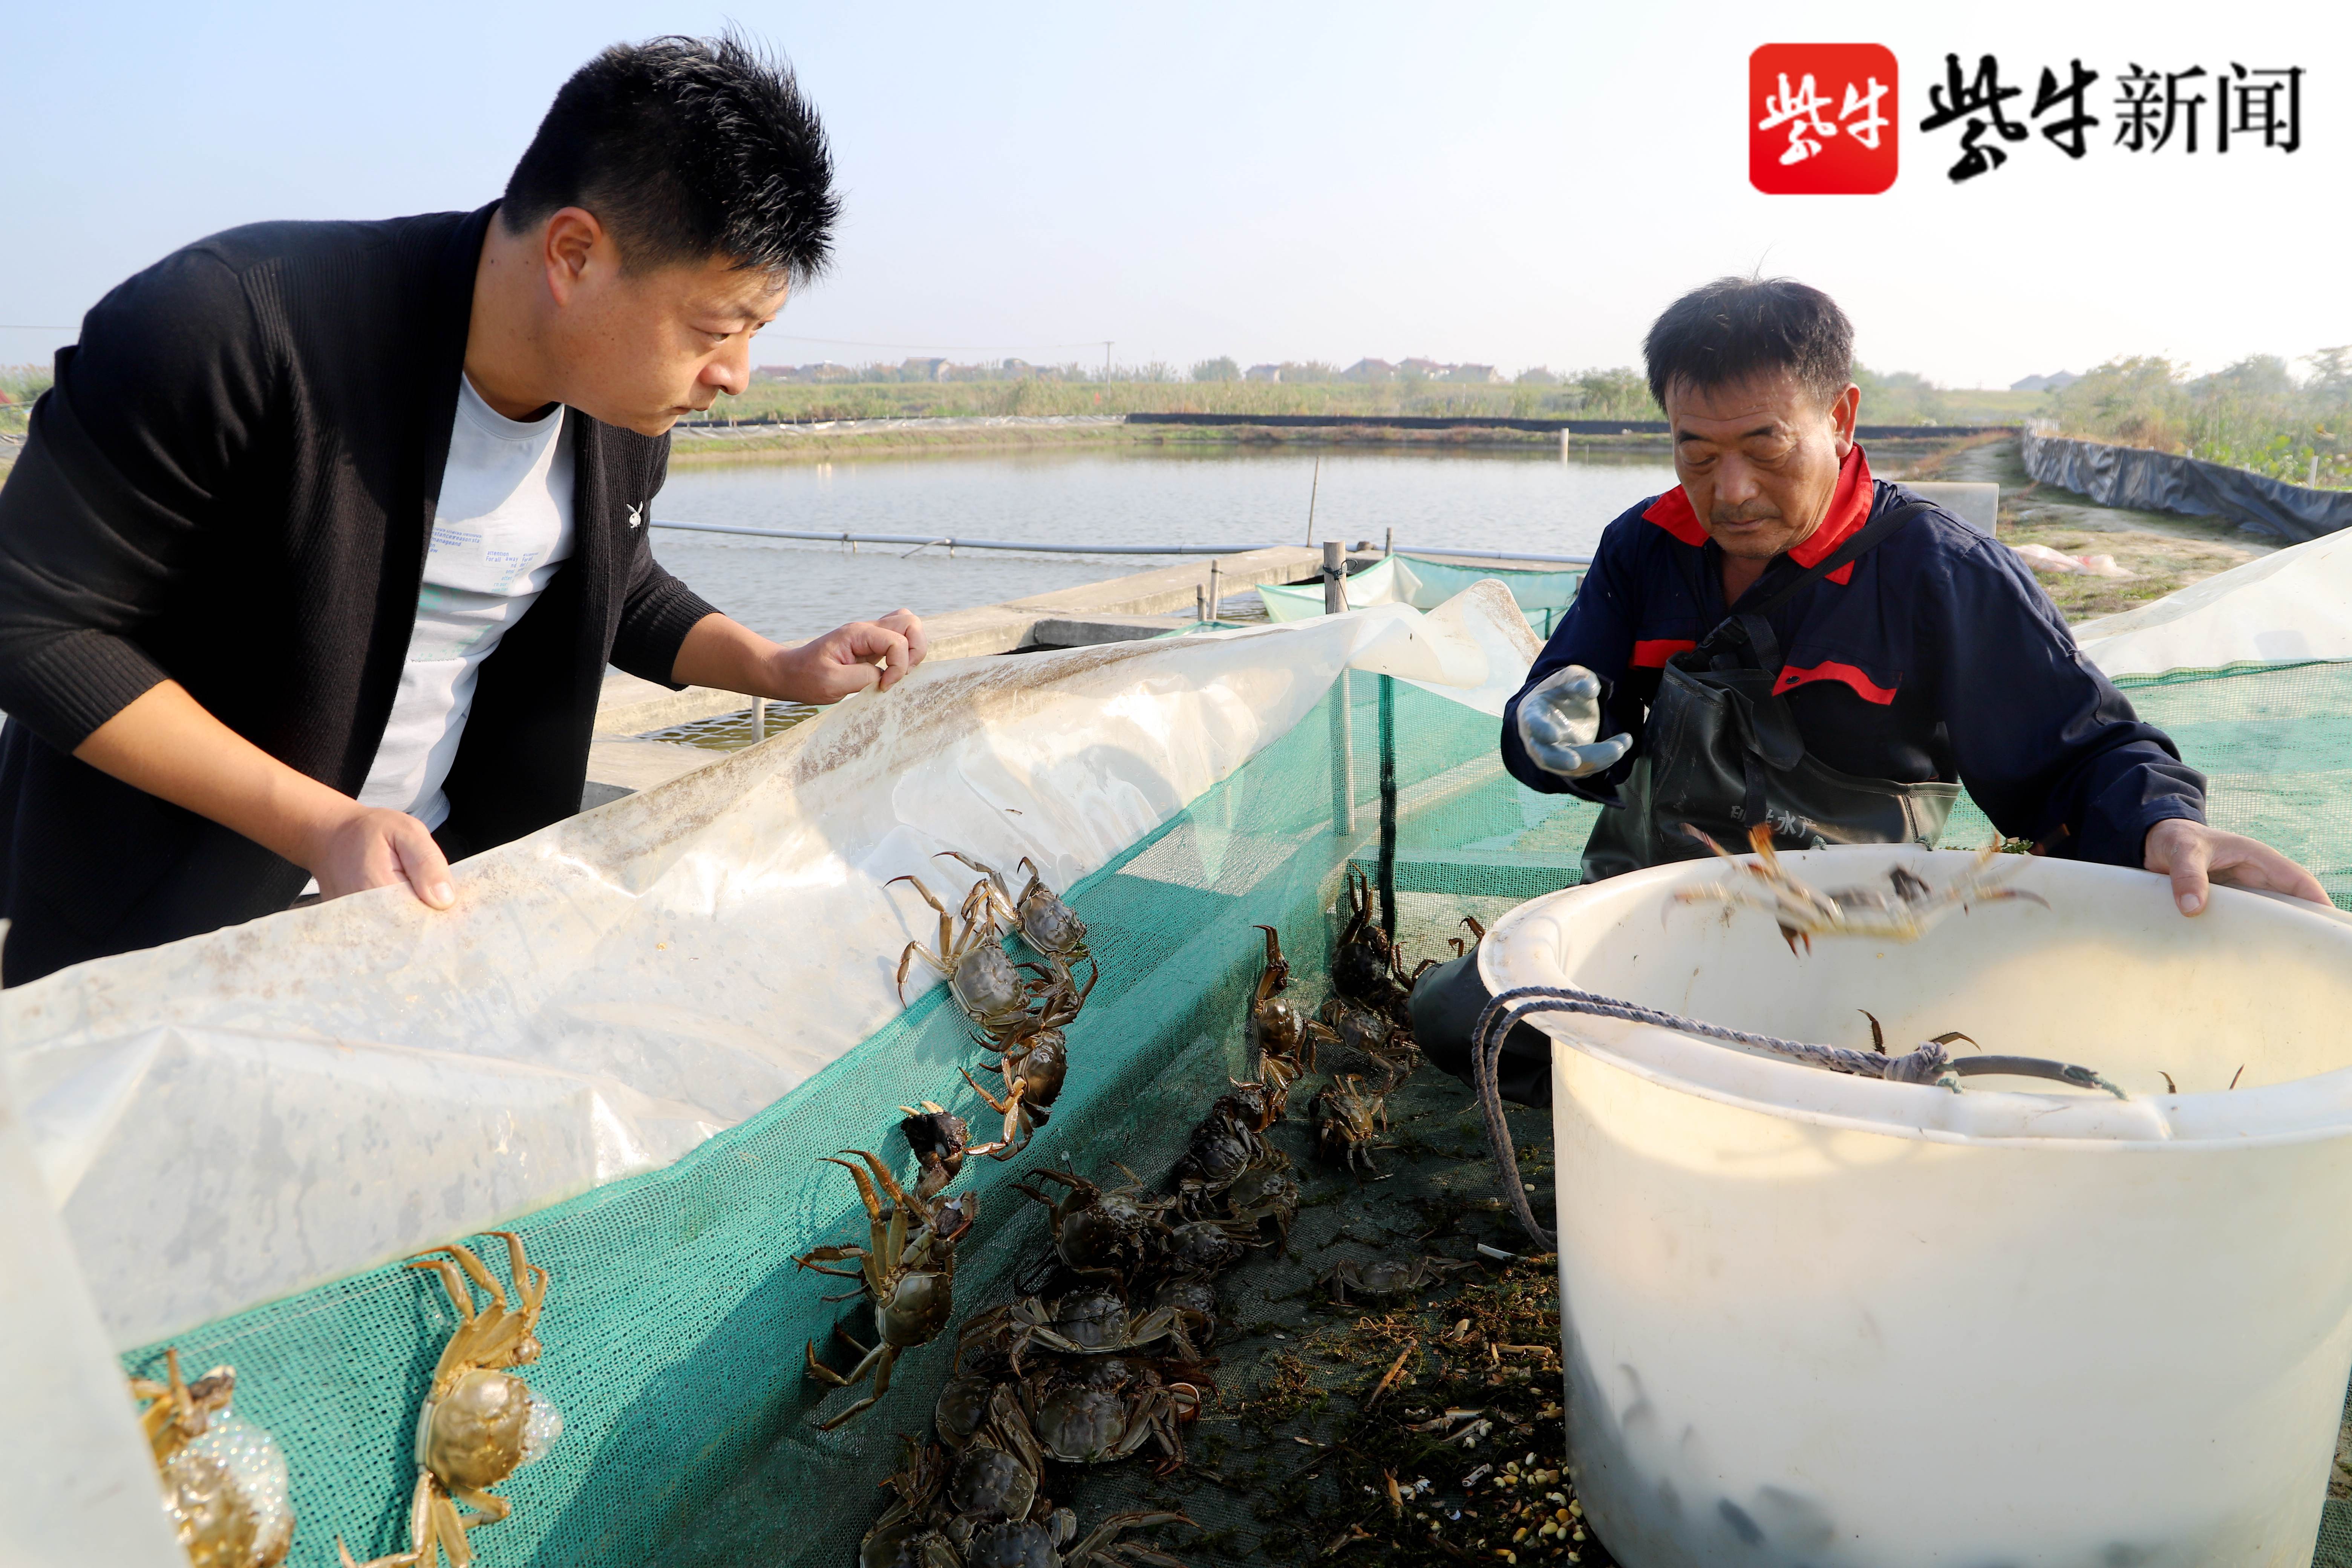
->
[0, 205, 718, 983]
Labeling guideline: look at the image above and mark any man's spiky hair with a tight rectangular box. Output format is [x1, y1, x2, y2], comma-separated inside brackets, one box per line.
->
[503, 31, 839, 282]
[1643, 276, 1854, 411]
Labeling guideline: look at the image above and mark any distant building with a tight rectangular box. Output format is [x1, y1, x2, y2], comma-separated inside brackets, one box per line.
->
[1245, 363, 1283, 382]
[1397, 357, 1446, 379]
[2011, 371, 2081, 392]
[1444, 364, 1501, 384]
[1343, 358, 1397, 383]
[900, 357, 949, 381]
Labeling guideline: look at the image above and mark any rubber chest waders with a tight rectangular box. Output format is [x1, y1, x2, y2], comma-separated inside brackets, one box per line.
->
[1580, 498, 1960, 883]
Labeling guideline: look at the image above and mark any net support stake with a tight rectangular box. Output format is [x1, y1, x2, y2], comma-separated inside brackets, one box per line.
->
[1329, 670, 1354, 835]
[1378, 674, 1398, 942]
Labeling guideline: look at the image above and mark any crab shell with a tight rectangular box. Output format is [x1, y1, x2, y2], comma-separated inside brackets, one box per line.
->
[1054, 1190, 1168, 1276]
[1222, 1164, 1301, 1237]
[1014, 1033, 1069, 1108]
[1250, 997, 1312, 1060]
[1029, 1385, 1139, 1464]
[953, 944, 1034, 1024]
[417, 1368, 561, 1493]
[862, 1517, 960, 1568]
[1017, 889, 1087, 960]
[157, 1413, 294, 1568]
[1331, 903, 1408, 1005]
[1152, 1279, 1220, 1344]
[1336, 1259, 1426, 1297]
[960, 1517, 1073, 1568]
[1047, 1288, 1132, 1350]
[936, 1372, 998, 1450]
[947, 1441, 1038, 1521]
[876, 1268, 958, 1350]
[1169, 1120, 1256, 1196]
[1159, 1220, 1248, 1278]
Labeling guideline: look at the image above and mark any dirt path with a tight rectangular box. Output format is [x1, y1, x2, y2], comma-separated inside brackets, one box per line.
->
[1888, 437, 2270, 622]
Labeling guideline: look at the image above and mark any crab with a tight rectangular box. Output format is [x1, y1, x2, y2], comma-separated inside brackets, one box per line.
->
[1676, 824, 2050, 956]
[901, 1102, 997, 1200]
[1150, 1278, 1222, 1347]
[891, 873, 1047, 1032]
[1317, 995, 1419, 1092]
[940, 851, 1093, 984]
[1245, 925, 1328, 1104]
[1023, 1355, 1206, 1468]
[1217, 1156, 1302, 1244]
[958, 1508, 1194, 1568]
[132, 1349, 294, 1568]
[1165, 1099, 1276, 1215]
[1310, 1076, 1390, 1174]
[1153, 1216, 1260, 1281]
[963, 1023, 1070, 1160]
[338, 1233, 559, 1568]
[1447, 915, 1487, 958]
[796, 1150, 978, 1430]
[957, 1288, 1200, 1375]
[1332, 864, 1438, 1021]
[861, 1437, 960, 1568]
[936, 1363, 1006, 1451]
[1320, 1254, 1472, 1306]
[946, 1385, 1052, 1527]
[1015, 1166, 1181, 1283]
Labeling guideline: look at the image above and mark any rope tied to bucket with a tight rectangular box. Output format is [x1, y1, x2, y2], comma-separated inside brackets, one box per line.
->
[1470, 983, 2127, 1251]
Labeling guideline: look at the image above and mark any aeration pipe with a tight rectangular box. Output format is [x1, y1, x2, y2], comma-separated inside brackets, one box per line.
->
[648, 519, 1262, 555]
[649, 519, 1595, 568]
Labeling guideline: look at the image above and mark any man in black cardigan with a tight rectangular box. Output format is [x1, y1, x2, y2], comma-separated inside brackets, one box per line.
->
[0, 35, 926, 984]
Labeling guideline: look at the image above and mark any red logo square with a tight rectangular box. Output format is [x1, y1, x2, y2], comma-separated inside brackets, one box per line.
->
[1750, 44, 1899, 194]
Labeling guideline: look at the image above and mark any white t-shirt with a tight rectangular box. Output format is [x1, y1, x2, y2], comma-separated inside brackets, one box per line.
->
[357, 376, 576, 830]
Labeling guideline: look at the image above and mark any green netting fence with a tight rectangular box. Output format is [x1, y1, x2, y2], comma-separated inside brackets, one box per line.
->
[117, 655, 2352, 1567]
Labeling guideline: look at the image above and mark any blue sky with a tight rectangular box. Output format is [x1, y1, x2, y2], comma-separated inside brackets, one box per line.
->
[3, 2, 2345, 388]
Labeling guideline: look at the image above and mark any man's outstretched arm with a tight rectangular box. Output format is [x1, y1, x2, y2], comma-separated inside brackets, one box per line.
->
[73, 681, 456, 908]
[669, 607, 929, 701]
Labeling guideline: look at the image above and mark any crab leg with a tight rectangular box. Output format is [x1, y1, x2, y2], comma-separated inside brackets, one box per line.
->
[937, 850, 1017, 920]
[839, 1147, 927, 1225]
[1253, 925, 1289, 1001]
[813, 1345, 900, 1431]
[888, 873, 957, 949]
[484, 1231, 547, 1318]
[409, 1256, 484, 1324]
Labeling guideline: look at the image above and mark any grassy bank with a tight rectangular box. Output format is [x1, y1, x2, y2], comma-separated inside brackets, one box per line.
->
[2048, 353, 2352, 488]
[707, 369, 2039, 427]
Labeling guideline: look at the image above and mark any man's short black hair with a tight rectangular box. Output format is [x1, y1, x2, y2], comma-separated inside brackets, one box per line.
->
[1643, 277, 1854, 412]
[504, 31, 838, 283]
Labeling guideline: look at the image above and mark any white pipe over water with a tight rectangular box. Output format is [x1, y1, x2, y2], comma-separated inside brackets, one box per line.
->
[648, 519, 1594, 567]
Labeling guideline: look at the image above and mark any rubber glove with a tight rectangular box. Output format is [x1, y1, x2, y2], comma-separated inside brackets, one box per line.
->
[1516, 665, 1634, 780]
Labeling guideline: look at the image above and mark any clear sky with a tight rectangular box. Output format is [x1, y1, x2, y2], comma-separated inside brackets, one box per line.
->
[2, 1, 2343, 389]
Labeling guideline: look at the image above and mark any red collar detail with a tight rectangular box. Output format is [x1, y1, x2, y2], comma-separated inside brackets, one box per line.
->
[1639, 445, 1876, 584]
[1785, 444, 1875, 574]
[1639, 484, 1710, 546]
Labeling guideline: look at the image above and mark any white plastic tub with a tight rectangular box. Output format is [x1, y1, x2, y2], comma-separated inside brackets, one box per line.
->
[1479, 846, 2352, 1568]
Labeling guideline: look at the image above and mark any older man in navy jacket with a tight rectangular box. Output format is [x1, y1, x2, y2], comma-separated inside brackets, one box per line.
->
[1416, 276, 2323, 1105]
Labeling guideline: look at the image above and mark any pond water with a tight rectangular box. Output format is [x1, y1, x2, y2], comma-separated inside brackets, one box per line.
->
[650, 446, 1676, 643]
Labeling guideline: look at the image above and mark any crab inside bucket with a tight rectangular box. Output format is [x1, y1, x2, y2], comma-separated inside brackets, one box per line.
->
[1480, 845, 2352, 1568]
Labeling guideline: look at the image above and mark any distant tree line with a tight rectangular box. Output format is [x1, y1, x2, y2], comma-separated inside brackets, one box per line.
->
[2047, 350, 2352, 486]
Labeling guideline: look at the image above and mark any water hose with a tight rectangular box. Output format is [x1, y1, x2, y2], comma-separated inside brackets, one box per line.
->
[1470, 983, 2126, 1251]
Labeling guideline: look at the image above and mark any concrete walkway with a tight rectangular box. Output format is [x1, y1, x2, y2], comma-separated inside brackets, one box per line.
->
[583, 544, 1545, 807]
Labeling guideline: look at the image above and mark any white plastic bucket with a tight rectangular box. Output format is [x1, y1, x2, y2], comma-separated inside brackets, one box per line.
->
[1479, 846, 2352, 1568]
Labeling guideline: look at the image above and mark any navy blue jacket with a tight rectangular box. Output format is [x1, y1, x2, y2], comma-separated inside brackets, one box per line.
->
[1499, 454, 2205, 867]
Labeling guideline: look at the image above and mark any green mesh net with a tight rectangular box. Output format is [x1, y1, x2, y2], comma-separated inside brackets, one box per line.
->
[118, 657, 2352, 1567]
